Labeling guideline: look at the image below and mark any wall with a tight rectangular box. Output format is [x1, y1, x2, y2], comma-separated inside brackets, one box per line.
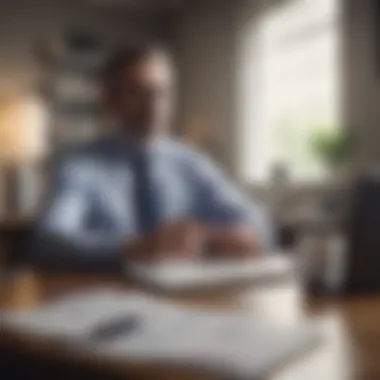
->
[343, 0, 380, 169]
[169, 0, 241, 174]
[167, 0, 283, 177]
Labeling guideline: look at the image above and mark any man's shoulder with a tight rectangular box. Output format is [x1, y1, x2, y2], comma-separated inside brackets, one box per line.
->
[55, 135, 121, 162]
[52, 135, 122, 180]
[159, 137, 206, 165]
[56, 135, 210, 168]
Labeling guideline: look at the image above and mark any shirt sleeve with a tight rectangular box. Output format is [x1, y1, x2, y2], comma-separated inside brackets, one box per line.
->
[191, 154, 275, 250]
[33, 156, 124, 271]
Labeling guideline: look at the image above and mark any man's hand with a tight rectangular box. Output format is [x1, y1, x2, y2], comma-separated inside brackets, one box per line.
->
[123, 222, 261, 261]
[154, 222, 204, 258]
[123, 221, 204, 261]
[207, 224, 261, 257]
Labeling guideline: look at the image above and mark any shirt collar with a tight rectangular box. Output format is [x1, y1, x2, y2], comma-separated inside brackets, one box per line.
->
[104, 129, 168, 158]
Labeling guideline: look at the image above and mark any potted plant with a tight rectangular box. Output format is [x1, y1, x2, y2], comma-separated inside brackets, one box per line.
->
[311, 127, 355, 171]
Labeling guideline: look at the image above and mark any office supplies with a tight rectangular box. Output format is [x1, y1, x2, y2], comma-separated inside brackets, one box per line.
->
[88, 314, 140, 342]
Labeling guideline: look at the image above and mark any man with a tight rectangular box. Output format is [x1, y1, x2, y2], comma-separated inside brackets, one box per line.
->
[34, 45, 272, 271]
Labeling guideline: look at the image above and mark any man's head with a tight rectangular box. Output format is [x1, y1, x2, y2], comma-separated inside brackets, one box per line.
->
[103, 45, 175, 141]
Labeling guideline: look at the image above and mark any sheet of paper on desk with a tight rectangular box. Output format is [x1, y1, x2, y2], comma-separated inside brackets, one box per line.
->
[126, 255, 296, 292]
[80, 292, 321, 379]
[1, 289, 156, 340]
[1, 289, 321, 379]
[94, 312, 321, 379]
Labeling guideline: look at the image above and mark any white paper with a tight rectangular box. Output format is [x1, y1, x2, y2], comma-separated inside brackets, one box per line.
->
[1, 288, 321, 379]
[1, 289, 155, 340]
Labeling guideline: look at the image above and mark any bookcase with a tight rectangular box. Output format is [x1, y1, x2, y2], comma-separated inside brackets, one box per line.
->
[39, 31, 108, 152]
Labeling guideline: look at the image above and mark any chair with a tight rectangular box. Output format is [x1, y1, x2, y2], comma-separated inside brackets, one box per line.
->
[345, 173, 380, 293]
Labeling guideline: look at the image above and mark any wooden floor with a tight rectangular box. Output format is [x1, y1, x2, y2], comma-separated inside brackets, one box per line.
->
[1, 272, 380, 379]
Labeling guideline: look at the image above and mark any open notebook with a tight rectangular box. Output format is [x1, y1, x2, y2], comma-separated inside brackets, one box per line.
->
[2, 289, 322, 380]
[126, 255, 296, 292]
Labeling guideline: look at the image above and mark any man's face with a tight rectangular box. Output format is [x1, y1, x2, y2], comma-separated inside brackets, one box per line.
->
[112, 54, 174, 138]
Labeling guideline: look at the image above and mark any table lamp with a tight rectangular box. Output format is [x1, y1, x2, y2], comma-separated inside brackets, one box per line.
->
[0, 95, 49, 218]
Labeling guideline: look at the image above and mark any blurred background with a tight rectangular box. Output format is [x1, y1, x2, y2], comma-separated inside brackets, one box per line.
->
[0, 0, 379, 292]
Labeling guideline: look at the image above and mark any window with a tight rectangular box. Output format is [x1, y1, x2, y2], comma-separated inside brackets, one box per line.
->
[238, 0, 341, 184]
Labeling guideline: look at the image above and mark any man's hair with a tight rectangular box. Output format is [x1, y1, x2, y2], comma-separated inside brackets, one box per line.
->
[102, 44, 172, 91]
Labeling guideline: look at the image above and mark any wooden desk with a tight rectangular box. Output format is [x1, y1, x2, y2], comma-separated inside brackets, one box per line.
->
[1, 270, 379, 380]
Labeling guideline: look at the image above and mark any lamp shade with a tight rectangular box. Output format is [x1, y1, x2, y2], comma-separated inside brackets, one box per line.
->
[0, 96, 49, 165]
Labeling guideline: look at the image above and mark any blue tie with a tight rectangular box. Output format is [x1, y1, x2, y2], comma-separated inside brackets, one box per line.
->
[132, 151, 159, 233]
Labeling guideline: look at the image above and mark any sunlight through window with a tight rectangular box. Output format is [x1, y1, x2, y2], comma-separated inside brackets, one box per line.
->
[239, 0, 341, 184]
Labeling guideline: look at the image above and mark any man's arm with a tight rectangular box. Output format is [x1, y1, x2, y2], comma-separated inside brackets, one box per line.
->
[33, 156, 127, 271]
[191, 154, 274, 255]
[33, 156, 203, 269]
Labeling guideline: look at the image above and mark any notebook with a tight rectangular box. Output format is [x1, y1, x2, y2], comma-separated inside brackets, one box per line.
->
[126, 255, 296, 292]
[1, 289, 322, 380]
